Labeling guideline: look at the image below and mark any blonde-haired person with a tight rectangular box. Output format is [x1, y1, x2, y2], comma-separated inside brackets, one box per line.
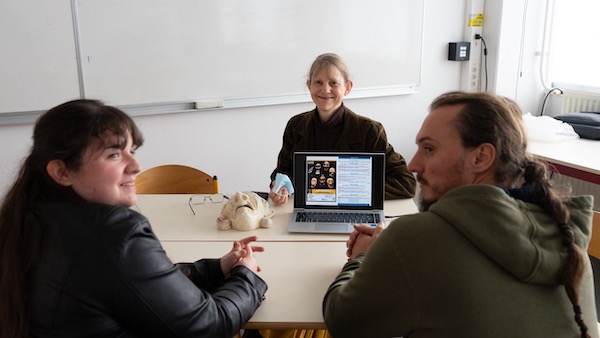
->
[0, 99, 267, 338]
[323, 91, 598, 338]
[268, 53, 416, 204]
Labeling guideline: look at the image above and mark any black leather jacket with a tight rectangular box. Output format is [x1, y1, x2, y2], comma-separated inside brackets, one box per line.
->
[27, 201, 267, 337]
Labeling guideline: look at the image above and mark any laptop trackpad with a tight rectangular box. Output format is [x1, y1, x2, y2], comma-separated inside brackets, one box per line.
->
[314, 224, 350, 233]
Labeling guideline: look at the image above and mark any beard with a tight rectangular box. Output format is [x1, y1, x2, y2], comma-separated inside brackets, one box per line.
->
[415, 174, 438, 212]
[417, 190, 436, 212]
[415, 158, 466, 212]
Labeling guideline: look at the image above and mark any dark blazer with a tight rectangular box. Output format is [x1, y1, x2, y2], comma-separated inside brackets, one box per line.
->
[271, 107, 416, 199]
[28, 201, 267, 337]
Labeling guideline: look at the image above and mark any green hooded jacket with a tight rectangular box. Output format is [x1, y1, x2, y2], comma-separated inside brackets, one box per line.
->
[323, 185, 598, 338]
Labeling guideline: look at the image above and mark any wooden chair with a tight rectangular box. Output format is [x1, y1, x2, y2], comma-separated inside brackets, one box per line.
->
[588, 211, 600, 325]
[136, 164, 217, 194]
[589, 211, 600, 259]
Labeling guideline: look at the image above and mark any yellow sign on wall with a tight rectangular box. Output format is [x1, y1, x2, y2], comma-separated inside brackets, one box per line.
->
[468, 13, 484, 27]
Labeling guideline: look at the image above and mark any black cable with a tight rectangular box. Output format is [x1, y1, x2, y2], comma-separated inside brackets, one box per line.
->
[475, 34, 488, 92]
[540, 87, 563, 116]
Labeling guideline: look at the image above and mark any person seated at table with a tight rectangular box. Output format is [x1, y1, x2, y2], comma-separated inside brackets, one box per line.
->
[268, 53, 416, 205]
[0, 99, 267, 338]
[322, 91, 598, 338]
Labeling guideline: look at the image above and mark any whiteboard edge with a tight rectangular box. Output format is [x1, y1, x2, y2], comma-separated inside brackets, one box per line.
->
[0, 85, 419, 126]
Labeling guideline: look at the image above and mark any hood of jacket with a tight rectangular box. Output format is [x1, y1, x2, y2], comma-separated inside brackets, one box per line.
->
[428, 185, 593, 286]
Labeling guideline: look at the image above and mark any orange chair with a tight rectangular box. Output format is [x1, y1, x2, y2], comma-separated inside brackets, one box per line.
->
[136, 164, 217, 194]
[589, 211, 600, 259]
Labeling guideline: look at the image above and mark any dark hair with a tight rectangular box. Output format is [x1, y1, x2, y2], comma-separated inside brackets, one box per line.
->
[0, 99, 144, 338]
[430, 91, 590, 337]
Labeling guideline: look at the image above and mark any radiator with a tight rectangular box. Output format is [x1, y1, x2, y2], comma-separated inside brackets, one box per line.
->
[549, 173, 600, 211]
[561, 89, 600, 113]
[554, 89, 600, 210]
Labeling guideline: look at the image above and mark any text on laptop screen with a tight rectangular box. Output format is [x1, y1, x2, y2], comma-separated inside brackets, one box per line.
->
[305, 155, 372, 207]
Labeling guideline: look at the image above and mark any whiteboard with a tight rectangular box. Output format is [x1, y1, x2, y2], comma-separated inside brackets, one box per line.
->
[0, 0, 424, 117]
[0, 0, 80, 114]
[77, 0, 424, 106]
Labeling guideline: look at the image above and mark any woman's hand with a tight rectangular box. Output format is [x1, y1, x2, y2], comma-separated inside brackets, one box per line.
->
[220, 236, 264, 276]
[346, 223, 385, 260]
[268, 182, 289, 205]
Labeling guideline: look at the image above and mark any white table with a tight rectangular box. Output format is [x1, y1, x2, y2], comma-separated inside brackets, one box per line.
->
[161, 240, 347, 330]
[135, 194, 419, 242]
[135, 194, 418, 329]
[528, 138, 600, 184]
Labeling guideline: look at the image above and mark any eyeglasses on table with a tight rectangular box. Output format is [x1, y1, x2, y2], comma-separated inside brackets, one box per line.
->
[188, 193, 229, 215]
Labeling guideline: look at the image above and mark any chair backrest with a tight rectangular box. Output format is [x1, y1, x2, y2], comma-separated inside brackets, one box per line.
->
[589, 211, 600, 259]
[136, 164, 217, 194]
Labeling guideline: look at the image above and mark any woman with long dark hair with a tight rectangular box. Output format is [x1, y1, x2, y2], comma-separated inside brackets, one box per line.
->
[0, 99, 267, 337]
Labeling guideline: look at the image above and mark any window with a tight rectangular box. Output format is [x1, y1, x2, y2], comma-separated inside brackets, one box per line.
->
[549, 0, 600, 91]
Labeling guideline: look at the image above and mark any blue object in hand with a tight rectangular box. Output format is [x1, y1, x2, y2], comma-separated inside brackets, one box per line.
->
[273, 173, 295, 195]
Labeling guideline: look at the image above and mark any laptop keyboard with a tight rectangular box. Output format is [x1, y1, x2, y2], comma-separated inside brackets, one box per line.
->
[295, 211, 380, 224]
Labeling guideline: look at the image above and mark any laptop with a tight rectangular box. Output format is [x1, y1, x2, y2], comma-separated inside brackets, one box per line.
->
[288, 151, 386, 234]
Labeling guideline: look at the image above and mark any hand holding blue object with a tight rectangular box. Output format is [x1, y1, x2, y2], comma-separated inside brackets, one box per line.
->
[272, 173, 294, 195]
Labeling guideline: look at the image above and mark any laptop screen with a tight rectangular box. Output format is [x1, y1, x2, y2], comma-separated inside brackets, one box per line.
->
[293, 152, 385, 210]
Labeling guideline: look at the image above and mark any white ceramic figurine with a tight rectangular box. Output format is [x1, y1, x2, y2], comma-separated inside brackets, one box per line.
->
[216, 191, 273, 231]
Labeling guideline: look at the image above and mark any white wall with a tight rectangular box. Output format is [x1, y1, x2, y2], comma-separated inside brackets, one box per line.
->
[3, 0, 539, 198]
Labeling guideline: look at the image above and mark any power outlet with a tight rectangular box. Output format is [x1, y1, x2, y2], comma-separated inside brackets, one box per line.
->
[467, 60, 480, 91]
[461, 53, 481, 92]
